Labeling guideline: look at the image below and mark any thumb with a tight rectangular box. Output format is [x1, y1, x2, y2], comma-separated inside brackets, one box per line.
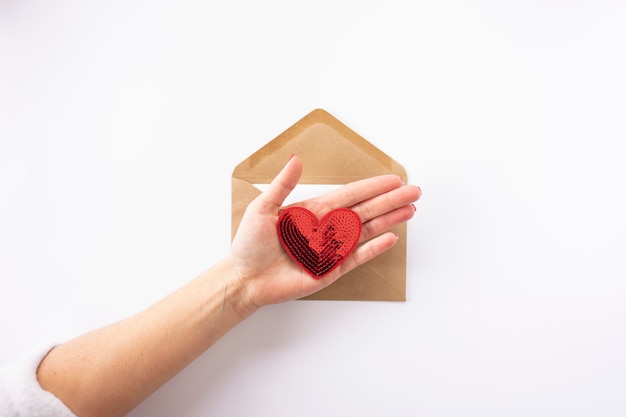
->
[260, 154, 303, 209]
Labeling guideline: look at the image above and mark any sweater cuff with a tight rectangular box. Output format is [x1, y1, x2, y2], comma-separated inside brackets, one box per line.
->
[0, 344, 77, 417]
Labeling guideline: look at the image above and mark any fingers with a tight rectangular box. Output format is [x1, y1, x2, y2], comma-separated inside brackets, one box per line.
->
[261, 156, 421, 242]
[300, 173, 421, 243]
[328, 185, 420, 280]
[352, 184, 421, 224]
[308, 175, 405, 214]
[258, 155, 303, 209]
[331, 232, 399, 279]
[359, 204, 416, 243]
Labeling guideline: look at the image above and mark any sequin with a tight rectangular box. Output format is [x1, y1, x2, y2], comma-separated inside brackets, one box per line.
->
[277, 207, 362, 278]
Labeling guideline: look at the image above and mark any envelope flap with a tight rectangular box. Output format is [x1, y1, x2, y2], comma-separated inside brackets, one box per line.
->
[232, 109, 407, 184]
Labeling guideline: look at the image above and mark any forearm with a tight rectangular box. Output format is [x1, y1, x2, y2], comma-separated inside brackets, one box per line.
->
[33, 158, 421, 417]
[37, 258, 257, 417]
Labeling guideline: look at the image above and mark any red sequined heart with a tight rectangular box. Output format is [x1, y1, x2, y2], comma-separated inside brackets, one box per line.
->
[277, 207, 362, 278]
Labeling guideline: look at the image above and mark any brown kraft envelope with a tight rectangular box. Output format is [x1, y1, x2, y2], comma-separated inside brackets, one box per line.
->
[231, 108, 408, 301]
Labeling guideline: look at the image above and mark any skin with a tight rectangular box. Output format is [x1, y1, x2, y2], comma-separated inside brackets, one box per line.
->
[36, 155, 422, 417]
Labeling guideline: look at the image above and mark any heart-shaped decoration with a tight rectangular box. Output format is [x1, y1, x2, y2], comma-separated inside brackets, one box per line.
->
[277, 207, 362, 278]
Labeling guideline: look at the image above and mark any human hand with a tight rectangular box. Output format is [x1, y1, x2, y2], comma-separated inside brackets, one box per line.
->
[228, 155, 421, 309]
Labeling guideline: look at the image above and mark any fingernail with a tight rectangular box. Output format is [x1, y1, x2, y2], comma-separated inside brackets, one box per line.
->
[417, 186, 422, 195]
[394, 233, 400, 241]
[288, 153, 296, 161]
[411, 203, 417, 211]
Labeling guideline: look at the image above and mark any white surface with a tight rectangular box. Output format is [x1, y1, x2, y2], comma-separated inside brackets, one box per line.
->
[2, 1, 626, 416]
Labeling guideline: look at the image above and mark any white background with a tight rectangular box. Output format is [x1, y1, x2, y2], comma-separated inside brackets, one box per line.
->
[2, 1, 626, 416]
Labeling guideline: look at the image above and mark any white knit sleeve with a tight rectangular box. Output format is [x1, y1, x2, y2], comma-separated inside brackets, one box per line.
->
[0, 344, 77, 417]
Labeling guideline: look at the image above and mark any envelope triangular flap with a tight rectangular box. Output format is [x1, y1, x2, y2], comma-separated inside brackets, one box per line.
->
[231, 108, 408, 301]
[232, 109, 407, 184]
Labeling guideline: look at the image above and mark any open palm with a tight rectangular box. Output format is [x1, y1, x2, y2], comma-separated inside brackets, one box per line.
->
[229, 155, 421, 308]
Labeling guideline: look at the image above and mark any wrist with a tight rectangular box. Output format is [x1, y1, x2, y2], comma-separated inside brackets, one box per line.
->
[215, 257, 260, 320]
